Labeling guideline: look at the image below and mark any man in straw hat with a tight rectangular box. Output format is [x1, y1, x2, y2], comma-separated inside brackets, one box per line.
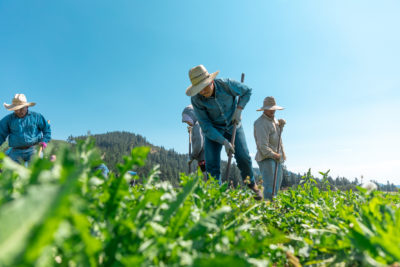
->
[0, 94, 51, 164]
[186, 65, 262, 199]
[254, 96, 286, 200]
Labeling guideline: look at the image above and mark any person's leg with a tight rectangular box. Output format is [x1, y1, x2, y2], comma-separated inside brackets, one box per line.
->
[204, 137, 222, 184]
[259, 158, 275, 200]
[22, 148, 35, 163]
[7, 148, 23, 163]
[229, 127, 255, 186]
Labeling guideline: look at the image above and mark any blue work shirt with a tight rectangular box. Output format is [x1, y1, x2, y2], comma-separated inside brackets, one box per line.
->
[0, 110, 51, 148]
[191, 78, 252, 145]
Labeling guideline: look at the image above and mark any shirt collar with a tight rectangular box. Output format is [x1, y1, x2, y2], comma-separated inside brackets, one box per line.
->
[12, 109, 31, 118]
[262, 113, 274, 121]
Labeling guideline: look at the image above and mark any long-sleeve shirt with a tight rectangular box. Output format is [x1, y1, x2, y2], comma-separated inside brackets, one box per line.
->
[0, 110, 51, 148]
[190, 123, 204, 161]
[191, 78, 252, 145]
[182, 105, 205, 161]
[254, 114, 285, 162]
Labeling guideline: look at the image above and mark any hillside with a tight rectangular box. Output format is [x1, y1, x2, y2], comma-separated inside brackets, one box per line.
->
[2, 131, 397, 191]
[71, 131, 246, 186]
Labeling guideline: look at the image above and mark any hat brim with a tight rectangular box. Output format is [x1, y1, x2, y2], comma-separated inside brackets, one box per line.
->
[256, 105, 284, 111]
[4, 102, 36, 111]
[186, 71, 219, 96]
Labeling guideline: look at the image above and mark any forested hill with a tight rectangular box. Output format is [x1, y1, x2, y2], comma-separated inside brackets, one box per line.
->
[69, 131, 399, 191]
[71, 131, 250, 186]
[2, 131, 396, 191]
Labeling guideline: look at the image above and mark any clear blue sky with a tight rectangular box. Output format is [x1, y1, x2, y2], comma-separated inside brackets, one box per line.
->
[1, 0, 399, 184]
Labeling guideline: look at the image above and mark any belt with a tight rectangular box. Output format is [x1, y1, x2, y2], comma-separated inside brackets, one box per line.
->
[13, 145, 34, 150]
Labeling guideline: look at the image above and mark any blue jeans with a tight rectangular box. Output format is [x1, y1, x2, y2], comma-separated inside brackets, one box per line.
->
[7, 147, 36, 164]
[258, 158, 283, 200]
[204, 126, 255, 186]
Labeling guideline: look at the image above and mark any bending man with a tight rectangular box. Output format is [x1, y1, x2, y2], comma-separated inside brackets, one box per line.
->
[0, 94, 51, 164]
[182, 104, 206, 173]
[186, 65, 262, 199]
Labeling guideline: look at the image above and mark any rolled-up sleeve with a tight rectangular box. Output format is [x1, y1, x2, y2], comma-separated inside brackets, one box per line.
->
[254, 120, 275, 159]
[0, 116, 10, 146]
[222, 78, 252, 108]
[191, 98, 225, 145]
[38, 115, 51, 143]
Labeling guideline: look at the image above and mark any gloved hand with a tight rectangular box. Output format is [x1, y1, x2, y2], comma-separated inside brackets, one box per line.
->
[39, 142, 47, 149]
[232, 108, 242, 125]
[187, 157, 194, 165]
[223, 139, 235, 155]
[278, 119, 286, 128]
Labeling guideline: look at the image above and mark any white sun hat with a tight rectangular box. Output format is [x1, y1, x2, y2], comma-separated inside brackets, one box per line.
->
[4, 94, 36, 111]
[186, 65, 219, 96]
[257, 96, 284, 111]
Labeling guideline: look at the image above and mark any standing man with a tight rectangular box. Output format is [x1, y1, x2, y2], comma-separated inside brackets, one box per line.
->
[254, 96, 286, 200]
[186, 65, 262, 199]
[182, 105, 206, 173]
[0, 94, 51, 164]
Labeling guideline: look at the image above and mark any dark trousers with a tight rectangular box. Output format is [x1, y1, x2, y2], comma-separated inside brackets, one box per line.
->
[204, 126, 255, 186]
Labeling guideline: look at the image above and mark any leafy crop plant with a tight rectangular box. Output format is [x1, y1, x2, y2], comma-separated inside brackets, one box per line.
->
[0, 138, 399, 267]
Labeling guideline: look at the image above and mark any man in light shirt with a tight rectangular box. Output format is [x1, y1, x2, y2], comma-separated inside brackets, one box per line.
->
[254, 96, 286, 200]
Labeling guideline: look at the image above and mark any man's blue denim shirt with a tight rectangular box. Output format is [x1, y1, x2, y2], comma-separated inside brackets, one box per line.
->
[0, 110, 51, 148]
[191, 78, 251, 145]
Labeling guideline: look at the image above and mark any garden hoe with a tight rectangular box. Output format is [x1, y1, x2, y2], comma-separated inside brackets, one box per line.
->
[272, 124, 284, 201]
[225, 73, 245, 188]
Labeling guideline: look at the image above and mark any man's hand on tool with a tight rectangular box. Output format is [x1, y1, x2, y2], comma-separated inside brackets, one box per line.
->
[187, 157, 194, 165]
[232, 107, 243, 125]
[273, 152, 281, 161]
[223, 139, 235, 155]
[278, 119, 286, 128]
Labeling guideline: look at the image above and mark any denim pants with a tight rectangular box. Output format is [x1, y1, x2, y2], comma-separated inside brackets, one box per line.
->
[258, 158, 283, 200]
[204, 126, 255, 186]
[7, 147, 36, 164]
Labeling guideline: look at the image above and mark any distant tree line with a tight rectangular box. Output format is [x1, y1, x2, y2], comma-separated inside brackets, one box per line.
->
[69, 131, 246, 186]
[1, 131, 397, 192]
[69, 131, 398, 192]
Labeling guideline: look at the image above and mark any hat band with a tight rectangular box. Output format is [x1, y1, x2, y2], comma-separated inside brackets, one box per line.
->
[190, 73, 210, 86]
[12, 100, 28, 106]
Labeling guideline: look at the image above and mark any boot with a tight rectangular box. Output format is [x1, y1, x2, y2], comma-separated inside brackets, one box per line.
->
[248, 183, 263, 201]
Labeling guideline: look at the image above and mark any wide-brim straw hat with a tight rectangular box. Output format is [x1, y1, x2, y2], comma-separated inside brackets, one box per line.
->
[186, 65, 219, 96]
[4, 94, 36, 111]
[257, 96, 284, 111]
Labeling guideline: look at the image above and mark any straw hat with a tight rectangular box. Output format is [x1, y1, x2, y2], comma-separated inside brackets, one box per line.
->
[4, 94, 36, 111]
[257, 96, 284, 111]
[186, 65, 219, 96]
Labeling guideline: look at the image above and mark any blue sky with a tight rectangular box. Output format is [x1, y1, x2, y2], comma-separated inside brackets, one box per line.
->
[1, 0, 399, 184]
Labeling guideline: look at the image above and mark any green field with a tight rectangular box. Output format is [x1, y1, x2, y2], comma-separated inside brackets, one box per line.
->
[0, 139, 399, 267]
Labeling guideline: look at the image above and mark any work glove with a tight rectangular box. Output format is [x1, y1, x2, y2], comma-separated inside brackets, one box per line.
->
[39, 142, 47, 149]
[187, 158, 194, 165]
[232, 108, 242, 125]
[223, 139, 235, 155]
[278, 119, 286, 128]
